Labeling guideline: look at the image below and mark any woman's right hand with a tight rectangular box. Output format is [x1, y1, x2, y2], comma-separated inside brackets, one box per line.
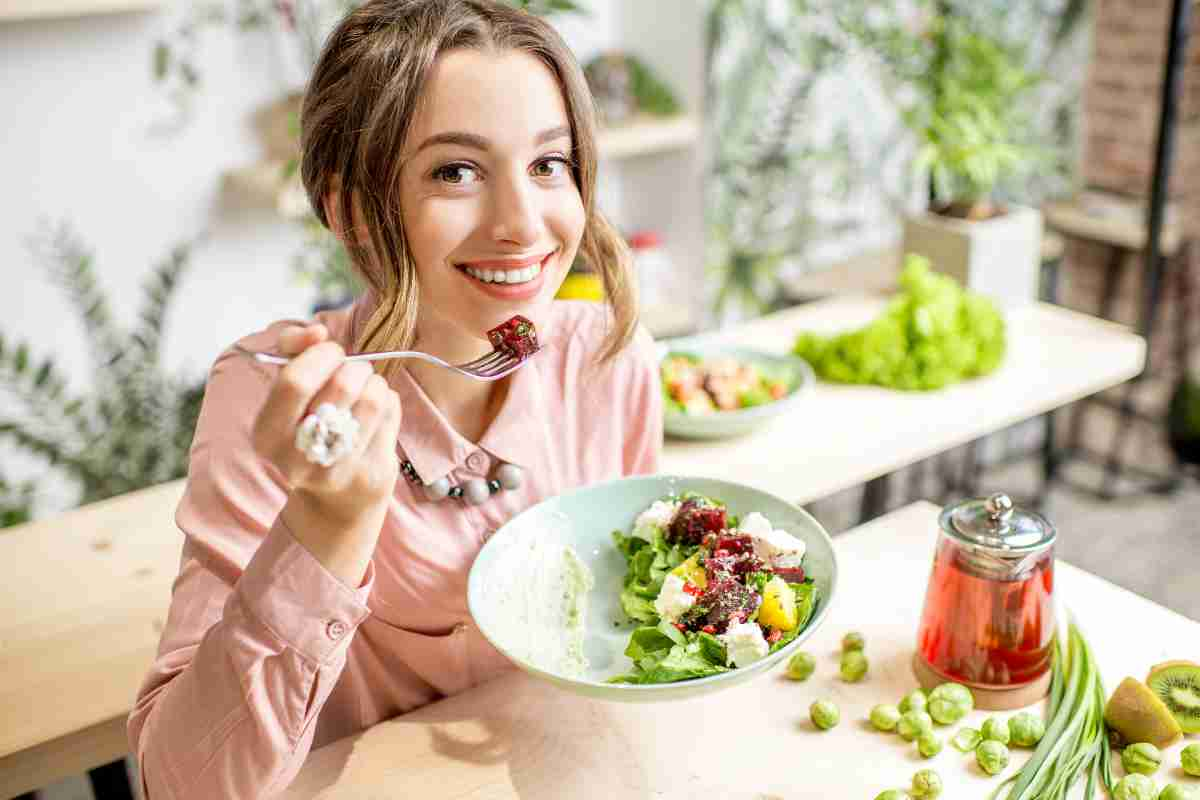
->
[250, 322, 401, 585]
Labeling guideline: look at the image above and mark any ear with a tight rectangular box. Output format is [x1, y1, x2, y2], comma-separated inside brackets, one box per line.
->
[322, 175, 347, 240]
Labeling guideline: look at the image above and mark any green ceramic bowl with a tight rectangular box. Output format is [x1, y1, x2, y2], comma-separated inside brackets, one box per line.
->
[658, 339, 815, 440]
[467, 474, 837, 702]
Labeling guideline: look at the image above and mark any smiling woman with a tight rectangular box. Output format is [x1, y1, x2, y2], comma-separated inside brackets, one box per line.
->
[126, 3, 661, 799]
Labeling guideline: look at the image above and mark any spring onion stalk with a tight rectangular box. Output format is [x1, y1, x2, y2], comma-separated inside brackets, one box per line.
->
[988, 615, 1116, 800]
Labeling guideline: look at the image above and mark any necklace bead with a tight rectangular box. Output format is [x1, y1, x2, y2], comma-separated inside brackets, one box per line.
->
[399, 458, 522, 504]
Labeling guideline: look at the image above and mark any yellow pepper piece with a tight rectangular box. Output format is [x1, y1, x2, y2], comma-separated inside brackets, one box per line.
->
[758, 577, 798, 631]
[670, 553, 707, 590]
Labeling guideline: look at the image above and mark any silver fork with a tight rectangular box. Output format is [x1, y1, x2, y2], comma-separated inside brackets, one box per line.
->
[232, 343, 535, 381]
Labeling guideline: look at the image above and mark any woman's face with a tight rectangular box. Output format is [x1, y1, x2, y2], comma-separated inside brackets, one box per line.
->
[399, 48, 585, 347]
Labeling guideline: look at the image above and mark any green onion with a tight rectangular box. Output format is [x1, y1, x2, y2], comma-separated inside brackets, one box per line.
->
[988, 616, 1116, 800]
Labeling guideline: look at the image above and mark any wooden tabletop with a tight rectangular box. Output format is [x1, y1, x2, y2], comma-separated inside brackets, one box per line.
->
[278, 501, 1200, 800]
[0, 295, 1146, 795]
[660, 296, 1145, 505]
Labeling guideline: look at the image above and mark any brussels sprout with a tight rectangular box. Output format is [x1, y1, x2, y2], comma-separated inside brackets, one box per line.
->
[1008, 711, 1046, 747]
[840, 650, 869, 682]
[786, 651, 816, 681]
[951, 727, 983, 753]
[1158, 785, 1200, 800]
[1113, 774, 1156, 800]
[911, 768, 943, 799]
[898, 710, 935, 742]
[976, 740, 1010, 776]
[899, 689, 928, 714]
[810, 699, 839, 730]
[918, 732, 943, 758]
[980, 716, 1010, 745]
[1122, 743, 1163, 776]
[873, 792, 908, 800]
[928, 682, 974, 725]
[1182, 743, 1200, 777]
[842, 631, 866, 652]
[870, 704, 902, 732]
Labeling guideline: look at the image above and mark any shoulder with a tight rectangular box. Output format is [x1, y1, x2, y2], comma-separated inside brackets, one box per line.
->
[544, 300, 659, 377]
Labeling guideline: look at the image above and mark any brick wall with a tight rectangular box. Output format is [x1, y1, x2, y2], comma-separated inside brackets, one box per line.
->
[1084, 0, 1200, 202]
[1058, 0, 1199, 486]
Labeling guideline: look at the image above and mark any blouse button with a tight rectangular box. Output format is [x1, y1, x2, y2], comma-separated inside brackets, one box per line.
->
[325, 620, 348, 640]
[466, 451, 487, 472]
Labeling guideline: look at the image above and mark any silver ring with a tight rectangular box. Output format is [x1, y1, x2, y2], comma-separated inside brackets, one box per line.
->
[295, 402, 360, 466]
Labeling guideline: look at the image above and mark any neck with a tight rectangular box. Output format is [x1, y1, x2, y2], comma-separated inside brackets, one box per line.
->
[402, 323, 507, 444]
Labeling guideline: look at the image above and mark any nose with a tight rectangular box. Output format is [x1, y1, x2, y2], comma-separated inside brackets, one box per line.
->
[489, 170, 543, 247]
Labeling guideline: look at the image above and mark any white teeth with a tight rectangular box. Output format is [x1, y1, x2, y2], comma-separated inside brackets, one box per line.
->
[463, 259, 543, 285]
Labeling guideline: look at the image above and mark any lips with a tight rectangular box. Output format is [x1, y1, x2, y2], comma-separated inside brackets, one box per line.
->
[456, 250, 556, 301]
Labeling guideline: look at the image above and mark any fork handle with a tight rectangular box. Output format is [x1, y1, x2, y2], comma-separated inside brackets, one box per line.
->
[243, 349, 404, 366]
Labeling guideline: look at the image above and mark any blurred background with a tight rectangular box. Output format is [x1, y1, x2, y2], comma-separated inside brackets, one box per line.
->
[1, 0, 1198, 797]
[1, 0, 1198, 770]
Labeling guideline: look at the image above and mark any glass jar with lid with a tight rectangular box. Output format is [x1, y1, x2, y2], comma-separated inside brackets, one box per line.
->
[914, 493, 1057, 709]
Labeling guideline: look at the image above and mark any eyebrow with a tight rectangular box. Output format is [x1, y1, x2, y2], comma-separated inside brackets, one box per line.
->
[413, 124, 573, 155]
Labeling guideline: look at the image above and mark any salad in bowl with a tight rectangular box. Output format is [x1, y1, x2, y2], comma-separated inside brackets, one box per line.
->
[658, 343, 814, 440]
[467, 475, 836, 702]
[610, 491, 820, 684]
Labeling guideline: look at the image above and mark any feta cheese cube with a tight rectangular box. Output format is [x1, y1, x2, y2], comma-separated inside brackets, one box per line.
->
[632, 499, 679, 542]
[720, 620, 770, 667]
[750, 526, 807, 570]
[739, 511, 773, 538]
[654, 574, 696, 622]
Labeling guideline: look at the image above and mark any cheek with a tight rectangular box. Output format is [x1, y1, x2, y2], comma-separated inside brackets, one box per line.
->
[403, 195, 479, 275]
[549, 191, 586, 253]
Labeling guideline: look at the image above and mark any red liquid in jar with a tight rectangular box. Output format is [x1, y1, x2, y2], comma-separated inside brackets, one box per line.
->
[917, 538, 1055, 687]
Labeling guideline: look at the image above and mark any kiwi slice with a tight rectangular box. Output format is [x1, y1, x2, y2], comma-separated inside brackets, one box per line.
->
[1104, 676, 1183, 748]
[1146, 660, 1200, 734]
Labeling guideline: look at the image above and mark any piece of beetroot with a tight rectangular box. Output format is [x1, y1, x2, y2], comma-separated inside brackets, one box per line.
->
[773, 566, 806, 583]
[667, 497, 727, 546]
[487, 315, 540, 359]
[699, 577, 759, 634]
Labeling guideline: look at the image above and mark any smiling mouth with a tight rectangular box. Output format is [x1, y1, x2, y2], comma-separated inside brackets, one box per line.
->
[457, 251, 553, 286]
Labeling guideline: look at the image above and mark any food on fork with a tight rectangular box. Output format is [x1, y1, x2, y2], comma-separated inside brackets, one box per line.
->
[488, 315, 540, 359]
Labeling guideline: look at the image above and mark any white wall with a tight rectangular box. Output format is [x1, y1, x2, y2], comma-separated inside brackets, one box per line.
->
[0, 1, 702, 511]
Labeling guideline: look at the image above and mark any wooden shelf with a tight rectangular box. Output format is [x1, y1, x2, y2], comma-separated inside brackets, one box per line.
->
[596, 114, 700, 160]
[224, 114, 702, 218]
[0, 0, 162, 21]
[1043, 190, 1183, 256]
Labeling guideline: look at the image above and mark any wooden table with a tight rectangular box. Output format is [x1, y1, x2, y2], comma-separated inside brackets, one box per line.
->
[0, 296, 1145, 796]
[278, 501, 1200, 800]
[660, 295, 1145, 507]
[0, 481, 185, 798]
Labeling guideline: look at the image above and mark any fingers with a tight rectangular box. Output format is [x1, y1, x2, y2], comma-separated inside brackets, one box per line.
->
[277, 323, 329, 356]
[344, 374, 393, 457]
[307, 361, 375, 416]
[253, 341, 346, 454]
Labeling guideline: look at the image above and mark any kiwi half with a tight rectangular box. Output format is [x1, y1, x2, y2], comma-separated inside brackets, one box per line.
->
[1104, 677, 1183, 748]
[1146, 660, 1200, 734]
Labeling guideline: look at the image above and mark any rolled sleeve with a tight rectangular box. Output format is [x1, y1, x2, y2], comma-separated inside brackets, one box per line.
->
[235, 518, 374, 665]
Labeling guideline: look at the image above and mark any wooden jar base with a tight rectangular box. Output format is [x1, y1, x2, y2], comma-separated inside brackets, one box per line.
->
[912, 652, 1052, 711]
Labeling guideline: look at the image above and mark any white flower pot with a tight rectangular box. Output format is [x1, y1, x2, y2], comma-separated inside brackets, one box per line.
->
[901, 205, 1044, 309]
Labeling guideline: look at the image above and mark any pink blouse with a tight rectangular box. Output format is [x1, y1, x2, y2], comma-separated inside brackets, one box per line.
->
[127, 299, 662, 798]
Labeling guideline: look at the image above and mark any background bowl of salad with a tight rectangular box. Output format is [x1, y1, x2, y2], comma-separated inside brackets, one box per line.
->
[658, 339, 815, 440]
[467, 474, 838, 702]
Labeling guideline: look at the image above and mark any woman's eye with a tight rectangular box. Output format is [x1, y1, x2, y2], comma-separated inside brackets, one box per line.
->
[432, 163, 480, 185]
[532, 157, 571, 178]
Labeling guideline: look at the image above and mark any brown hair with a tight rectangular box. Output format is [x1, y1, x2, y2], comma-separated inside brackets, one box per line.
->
[300, 0, 637, 368]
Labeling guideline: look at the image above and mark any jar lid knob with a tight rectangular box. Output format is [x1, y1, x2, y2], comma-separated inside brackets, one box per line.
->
[985, 493, 1014, 526]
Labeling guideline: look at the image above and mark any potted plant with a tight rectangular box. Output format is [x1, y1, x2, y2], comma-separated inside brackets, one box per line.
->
[899, 17, 1047, 308]
[1, 222, 205, 510]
